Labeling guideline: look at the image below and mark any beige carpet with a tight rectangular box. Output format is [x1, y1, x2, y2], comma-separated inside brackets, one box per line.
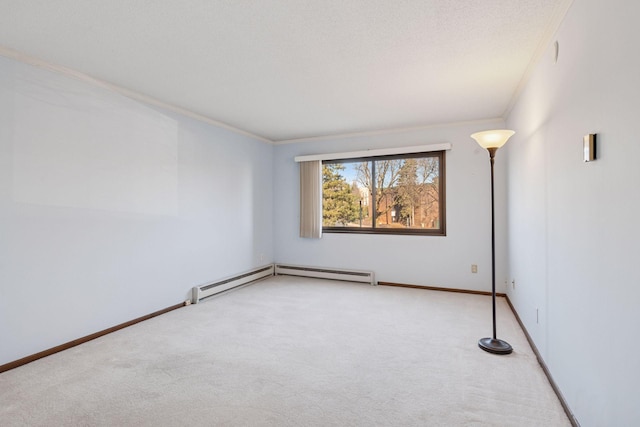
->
[0, 276, 569, 426]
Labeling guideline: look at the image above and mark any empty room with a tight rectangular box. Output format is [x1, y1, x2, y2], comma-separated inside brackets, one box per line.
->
[0, 1, 638, 426]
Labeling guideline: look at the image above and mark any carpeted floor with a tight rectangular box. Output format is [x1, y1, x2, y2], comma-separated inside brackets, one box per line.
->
[0, 276, 570, 426]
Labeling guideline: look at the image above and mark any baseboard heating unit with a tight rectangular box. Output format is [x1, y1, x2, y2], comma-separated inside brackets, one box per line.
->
[192, 264, 275, 303]
[274, 264, 375, 285]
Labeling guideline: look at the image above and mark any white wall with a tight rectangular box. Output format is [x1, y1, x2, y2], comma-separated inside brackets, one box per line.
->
[0, 56, 273, 366]
[273, 120, 509, 292]
[505, 0, 640, 425]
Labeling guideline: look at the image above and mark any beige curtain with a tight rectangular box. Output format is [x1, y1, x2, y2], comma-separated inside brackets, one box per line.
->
[299, 160, 322, 238]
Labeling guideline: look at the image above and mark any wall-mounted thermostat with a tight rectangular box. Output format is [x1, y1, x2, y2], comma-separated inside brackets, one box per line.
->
[583, 134, 596, 162]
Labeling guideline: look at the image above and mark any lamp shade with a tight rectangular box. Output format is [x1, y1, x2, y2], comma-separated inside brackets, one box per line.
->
[470, 129, 515, 149]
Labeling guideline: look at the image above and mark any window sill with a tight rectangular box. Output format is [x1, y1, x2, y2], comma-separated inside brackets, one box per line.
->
[323, 227, 446, 236]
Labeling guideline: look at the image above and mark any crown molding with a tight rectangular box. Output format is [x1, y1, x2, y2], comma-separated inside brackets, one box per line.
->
[275, 118, 505, 145]
[0, 45, 273, 144]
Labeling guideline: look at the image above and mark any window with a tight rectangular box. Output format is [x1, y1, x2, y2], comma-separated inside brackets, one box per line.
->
[322, 151, 445, 235]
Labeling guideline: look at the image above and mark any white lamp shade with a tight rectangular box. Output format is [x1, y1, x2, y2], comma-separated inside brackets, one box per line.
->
[470, 129, 515, 149]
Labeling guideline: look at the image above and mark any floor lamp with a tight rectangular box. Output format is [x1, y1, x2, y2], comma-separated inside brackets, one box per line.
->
[471, 129, 515, 355]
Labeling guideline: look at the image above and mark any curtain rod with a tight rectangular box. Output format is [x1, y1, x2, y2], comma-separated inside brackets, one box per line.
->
[294, 143, 451, 162]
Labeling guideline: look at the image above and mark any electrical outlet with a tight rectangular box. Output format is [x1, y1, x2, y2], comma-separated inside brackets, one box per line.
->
[471, 264, 478, 273]
[511, 279, 516, 289]
[259, 253, 265, 263]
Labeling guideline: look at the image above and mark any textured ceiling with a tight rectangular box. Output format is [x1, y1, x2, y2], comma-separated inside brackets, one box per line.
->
[0, 1, 570, 142]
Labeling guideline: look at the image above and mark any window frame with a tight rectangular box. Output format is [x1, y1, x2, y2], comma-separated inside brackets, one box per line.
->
[322, 150, 446, 236]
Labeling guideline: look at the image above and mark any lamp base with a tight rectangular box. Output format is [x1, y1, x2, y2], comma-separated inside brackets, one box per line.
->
[478, 337, 513, 355]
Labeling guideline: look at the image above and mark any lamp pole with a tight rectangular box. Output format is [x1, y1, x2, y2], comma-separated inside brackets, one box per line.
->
[489, 147, 499, 341]
[471, 130, 514, 355]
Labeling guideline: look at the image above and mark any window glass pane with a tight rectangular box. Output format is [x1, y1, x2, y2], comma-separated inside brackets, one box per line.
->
[322, 162, 370, 227]
[353, 161, 372, 227]
[388, 157, 440, 229]
[373, 159, 403, 227]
